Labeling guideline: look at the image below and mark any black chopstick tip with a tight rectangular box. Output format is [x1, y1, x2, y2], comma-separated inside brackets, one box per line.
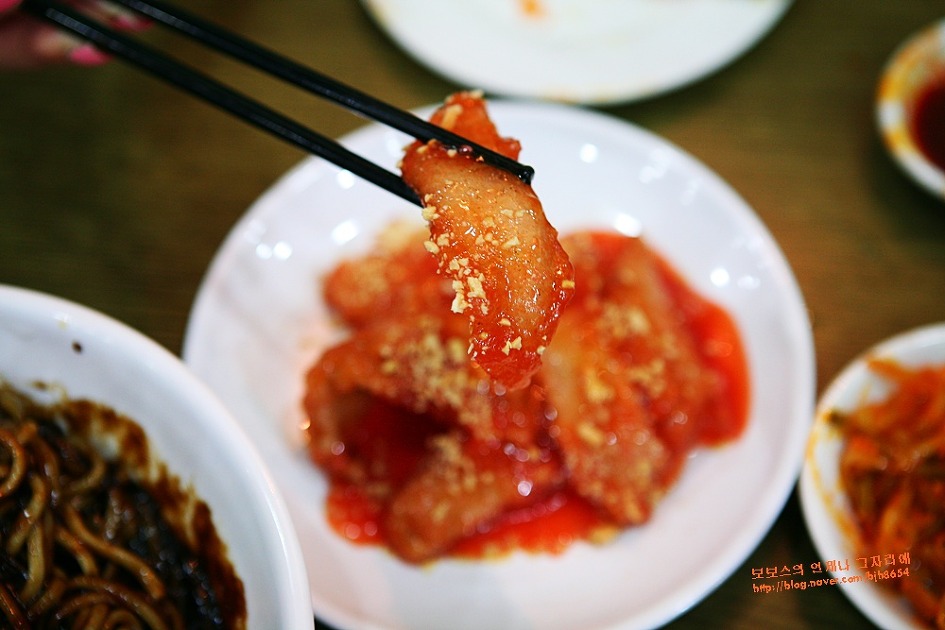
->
[518, 164, 535, 185]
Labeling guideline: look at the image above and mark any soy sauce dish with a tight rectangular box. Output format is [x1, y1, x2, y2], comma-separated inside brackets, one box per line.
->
[877, 18, 945, 200]
[0, 285, 311, 629]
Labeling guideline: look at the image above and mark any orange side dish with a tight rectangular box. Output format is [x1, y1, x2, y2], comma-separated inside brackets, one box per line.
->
[400, 92, 575, 391]
[834, 359, 945, 629]
[303, 227, 749, 564]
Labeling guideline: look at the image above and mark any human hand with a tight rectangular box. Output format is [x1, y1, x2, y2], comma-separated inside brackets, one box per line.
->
[0, 0, 148, 69]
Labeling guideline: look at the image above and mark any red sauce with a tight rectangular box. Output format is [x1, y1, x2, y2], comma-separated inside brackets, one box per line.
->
[316, 231, 750, 561]
[912, 75, 945, 173]
[323, 399, 618, 555]
[655, 255, 751, 444]
[451, 490, 611, 558]
[328, 482, 613, 558]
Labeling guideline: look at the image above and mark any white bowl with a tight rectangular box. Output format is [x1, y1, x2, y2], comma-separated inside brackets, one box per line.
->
[876, 18, 945, 199]
[799, 323, 945, 630]
[184, 99, 815, 630]
[0, 285, 312, 629]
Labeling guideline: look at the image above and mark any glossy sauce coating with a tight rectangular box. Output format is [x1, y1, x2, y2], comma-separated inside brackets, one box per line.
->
[401, 92, 575, 391]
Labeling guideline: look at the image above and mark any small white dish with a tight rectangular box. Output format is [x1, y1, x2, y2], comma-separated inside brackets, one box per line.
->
[360, 0, 793, 104]
[183, 99, 814, 629]
[876, 18, 945, 199]
[799, 323, 945, 630]
[0, 285, 312, 630]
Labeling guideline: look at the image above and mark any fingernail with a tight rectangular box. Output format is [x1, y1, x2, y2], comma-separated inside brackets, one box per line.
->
[68, 43, 111, 66]
[91, 1, 152, 31]
[111, 13, 152, 30]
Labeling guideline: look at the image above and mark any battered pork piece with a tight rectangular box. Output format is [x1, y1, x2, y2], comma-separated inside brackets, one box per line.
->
[307, 228, 543, 452]
[384, 430, 566, 563]
[540, 233, 743, 524]
[304, 314, 508, 476]
[401, 91, 575, 390]
[322, 222, 451, 328]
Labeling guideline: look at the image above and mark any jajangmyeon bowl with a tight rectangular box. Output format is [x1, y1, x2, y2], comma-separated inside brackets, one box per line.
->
[0, 285, 311, 629]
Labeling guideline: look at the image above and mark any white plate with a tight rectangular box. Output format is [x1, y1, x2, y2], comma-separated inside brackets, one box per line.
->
[360, 0, 793, 104]
[183, 100, 814, 630]
[799, 323, 945, 630]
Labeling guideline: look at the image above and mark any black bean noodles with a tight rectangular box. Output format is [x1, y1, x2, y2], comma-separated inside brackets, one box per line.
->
[0, 384, 246, 629]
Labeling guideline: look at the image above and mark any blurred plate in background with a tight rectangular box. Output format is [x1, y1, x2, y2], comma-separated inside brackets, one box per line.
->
[361, 0, 793, 103]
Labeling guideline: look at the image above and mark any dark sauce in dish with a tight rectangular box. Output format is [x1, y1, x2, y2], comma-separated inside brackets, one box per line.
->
[912, 74, 945, 173]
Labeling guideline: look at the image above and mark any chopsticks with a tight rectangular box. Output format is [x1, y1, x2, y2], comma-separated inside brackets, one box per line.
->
[19, 0, 535, 207]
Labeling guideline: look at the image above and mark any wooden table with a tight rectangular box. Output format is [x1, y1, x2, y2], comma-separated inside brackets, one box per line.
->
[2, 1, 943, 627]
